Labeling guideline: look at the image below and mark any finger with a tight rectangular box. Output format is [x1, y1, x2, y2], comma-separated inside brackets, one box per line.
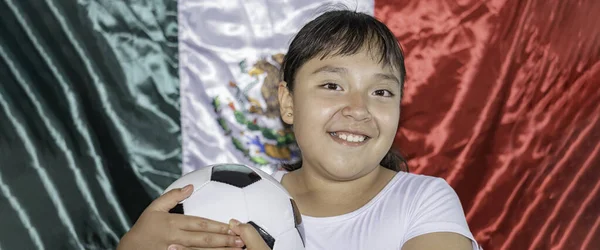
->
[167, 244, 243, 250]
[170, 230, 245, 248]
[147, 184, 193, 212]
[229, 219, 270, 250]
[176, 215, 237, 236]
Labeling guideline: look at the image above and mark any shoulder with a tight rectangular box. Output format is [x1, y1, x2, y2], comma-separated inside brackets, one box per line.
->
[388, 171, 454, 199]
[390, 172, 466, 220]
[367, 172, 465, 222]
[382, 172, 465, 219]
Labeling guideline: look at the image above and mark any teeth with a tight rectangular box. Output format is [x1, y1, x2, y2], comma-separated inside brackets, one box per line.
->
[330, 132, 366, 142]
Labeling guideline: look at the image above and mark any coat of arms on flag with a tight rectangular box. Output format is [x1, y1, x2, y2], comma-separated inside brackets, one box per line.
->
[210, 53, 300, 167]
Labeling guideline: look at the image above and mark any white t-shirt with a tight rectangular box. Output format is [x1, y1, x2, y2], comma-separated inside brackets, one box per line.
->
[271, 170, 481, 250]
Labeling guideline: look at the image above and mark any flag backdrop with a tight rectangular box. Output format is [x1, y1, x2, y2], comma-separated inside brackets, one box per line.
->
[1, 0, 599, 250]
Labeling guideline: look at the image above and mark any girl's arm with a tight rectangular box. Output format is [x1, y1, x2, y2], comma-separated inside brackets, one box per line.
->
[402, 232, 473, 250]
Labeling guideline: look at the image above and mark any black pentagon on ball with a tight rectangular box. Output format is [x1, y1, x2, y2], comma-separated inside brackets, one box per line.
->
[291, 199, 305, 247]
[210, 164, 262, 188]
[247, 221, 276, 249]
[169, 203, 184, 214]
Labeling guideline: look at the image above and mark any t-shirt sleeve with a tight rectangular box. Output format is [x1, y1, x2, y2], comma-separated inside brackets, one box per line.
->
[402, 177, 481, 250]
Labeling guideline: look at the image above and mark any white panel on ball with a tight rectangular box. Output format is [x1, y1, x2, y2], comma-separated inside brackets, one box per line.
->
[184, 181, 248, 224]
[164, 166, 213, 196]
[242, 180, 294, 237]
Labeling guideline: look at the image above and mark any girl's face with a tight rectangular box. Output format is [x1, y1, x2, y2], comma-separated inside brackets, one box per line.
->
[279, 48, 402, 180]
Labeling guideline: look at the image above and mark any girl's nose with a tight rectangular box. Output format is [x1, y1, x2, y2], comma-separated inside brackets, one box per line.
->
[341, 92, 371, 121]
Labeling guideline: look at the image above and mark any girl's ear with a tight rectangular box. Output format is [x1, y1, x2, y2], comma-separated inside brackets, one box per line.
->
[278, 81, 294, 125]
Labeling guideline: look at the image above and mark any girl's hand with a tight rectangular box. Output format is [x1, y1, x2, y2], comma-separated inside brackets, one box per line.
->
[228, 219, 271, 250]
[117, 185, 245, 250]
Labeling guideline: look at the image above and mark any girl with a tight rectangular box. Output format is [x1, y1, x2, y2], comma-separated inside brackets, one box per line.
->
[117, 9, 479, 250]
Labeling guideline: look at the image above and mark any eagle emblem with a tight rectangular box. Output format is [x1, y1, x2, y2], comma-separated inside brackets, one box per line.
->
[211, 53, 300, 167]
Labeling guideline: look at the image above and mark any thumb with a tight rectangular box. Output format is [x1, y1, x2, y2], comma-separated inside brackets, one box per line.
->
[147, 184, 193, 212]
[229, 219, 270, 250]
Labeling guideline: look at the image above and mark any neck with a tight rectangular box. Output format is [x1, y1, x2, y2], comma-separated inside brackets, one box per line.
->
[283, 165, 396, 217]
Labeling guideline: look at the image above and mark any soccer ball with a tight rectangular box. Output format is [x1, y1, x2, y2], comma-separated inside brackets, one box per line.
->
[163, 163, 305, 250]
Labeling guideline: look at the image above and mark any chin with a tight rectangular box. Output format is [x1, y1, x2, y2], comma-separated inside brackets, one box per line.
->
[320, 161, 377, 181]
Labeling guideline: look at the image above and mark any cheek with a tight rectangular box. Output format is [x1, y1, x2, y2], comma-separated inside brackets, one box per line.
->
[295, 97, 338, 120]
[374, 105, 400, 133]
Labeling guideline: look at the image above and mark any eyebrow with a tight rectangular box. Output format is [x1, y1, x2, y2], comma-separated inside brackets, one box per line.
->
[312, 65, 400, 85]
[311, 65, 348, 75]
[374, 73, 400, 85]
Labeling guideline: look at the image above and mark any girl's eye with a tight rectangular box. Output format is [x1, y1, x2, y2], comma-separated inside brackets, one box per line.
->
[322, 83, 342, 90]
[374, 89, 394, 97]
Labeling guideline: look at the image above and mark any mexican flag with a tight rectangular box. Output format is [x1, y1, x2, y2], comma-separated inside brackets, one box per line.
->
[1, 0, 598, 249]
